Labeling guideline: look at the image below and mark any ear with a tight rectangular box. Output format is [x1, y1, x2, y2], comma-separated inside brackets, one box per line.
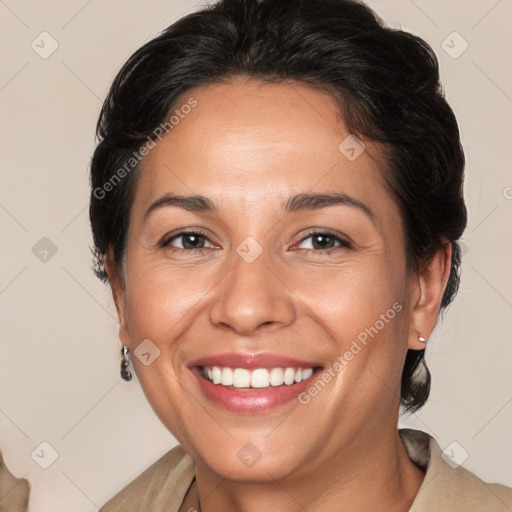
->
[407, 241, 452, 350]
[105, 246, 130, 349]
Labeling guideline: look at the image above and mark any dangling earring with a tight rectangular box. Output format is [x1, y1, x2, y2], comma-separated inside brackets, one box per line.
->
[120, 345, 132, 381]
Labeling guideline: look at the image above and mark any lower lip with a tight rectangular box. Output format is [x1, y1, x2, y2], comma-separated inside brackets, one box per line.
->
[190, 367, 321, 413]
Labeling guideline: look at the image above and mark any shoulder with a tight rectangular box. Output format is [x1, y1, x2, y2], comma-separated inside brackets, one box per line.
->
[0, 450, 30, 511]
[99, 444, 195, 512]
[399, 429, 512, 512]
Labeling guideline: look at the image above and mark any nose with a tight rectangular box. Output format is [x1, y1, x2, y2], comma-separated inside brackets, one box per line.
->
[209, 247, 296, 336]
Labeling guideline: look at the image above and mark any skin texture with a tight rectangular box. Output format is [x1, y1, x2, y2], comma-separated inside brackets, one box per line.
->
[106, 78, 451, 512]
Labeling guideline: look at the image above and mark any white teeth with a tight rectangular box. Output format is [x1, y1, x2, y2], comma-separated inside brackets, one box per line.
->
[204, 366, 317, 388]
[283, 367, 295, 385]
[212, 366, 221, 384]
[302, 368, 313, 380]
[220, 367, 233, 386]
[269, 367, 284, 386]
[251, 368, 270, 388]
[232, 368, 251, 388]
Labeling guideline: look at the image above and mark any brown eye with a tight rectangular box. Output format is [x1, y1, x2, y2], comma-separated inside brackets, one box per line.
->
[296, 231, 352, 252]
[163, 232, 213, 250]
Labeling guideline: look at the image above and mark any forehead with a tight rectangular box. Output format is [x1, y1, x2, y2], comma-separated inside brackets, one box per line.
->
[134, 79, 393, 220]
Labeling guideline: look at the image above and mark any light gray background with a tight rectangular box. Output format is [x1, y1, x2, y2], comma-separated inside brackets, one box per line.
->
[1, 1, 511, 510]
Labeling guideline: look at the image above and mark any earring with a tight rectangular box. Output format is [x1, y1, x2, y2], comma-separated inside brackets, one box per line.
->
[418, 334, 427, 343]
[120, 345, 132, 382]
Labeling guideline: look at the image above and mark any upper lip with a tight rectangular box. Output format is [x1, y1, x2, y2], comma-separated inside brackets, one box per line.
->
[187, 352, 323, 370]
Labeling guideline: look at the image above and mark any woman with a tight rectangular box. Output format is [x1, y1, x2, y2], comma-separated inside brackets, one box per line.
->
[89, 0, 512, 510]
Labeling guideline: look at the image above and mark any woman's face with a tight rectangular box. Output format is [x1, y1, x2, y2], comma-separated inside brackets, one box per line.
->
[110, 79, 430, 481]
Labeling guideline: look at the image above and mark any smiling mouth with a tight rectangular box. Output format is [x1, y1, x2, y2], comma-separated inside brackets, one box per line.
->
[198, 365, 323, 390]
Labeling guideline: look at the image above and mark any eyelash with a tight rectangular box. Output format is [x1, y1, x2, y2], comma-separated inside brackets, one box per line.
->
[294, 229, 353, 253]
[161, 229, 352, 255]
[161, 230, 214, 254]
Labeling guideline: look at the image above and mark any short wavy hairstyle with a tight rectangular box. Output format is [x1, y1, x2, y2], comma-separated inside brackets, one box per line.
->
[89, 0, 467, 412]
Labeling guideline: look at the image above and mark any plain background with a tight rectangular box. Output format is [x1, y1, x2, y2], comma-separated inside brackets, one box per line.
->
[0, 0, 511, 510]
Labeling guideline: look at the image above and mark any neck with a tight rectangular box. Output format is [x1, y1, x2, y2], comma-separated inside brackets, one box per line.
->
[187, 426, 425, 512]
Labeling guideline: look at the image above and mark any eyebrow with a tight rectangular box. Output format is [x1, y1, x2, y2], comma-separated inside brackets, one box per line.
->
[144, 191, 375, 224]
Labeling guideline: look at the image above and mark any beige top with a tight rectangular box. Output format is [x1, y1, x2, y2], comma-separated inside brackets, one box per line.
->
[98, 429, 512, 511]
[0, 451, 30, 512]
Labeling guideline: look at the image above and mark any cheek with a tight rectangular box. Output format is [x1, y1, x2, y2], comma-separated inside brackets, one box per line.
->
[286, 259, 409, 395]
[289, 257, 405, 335]
[121, 263, 207, 436]
[124, 259, 214, 341]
